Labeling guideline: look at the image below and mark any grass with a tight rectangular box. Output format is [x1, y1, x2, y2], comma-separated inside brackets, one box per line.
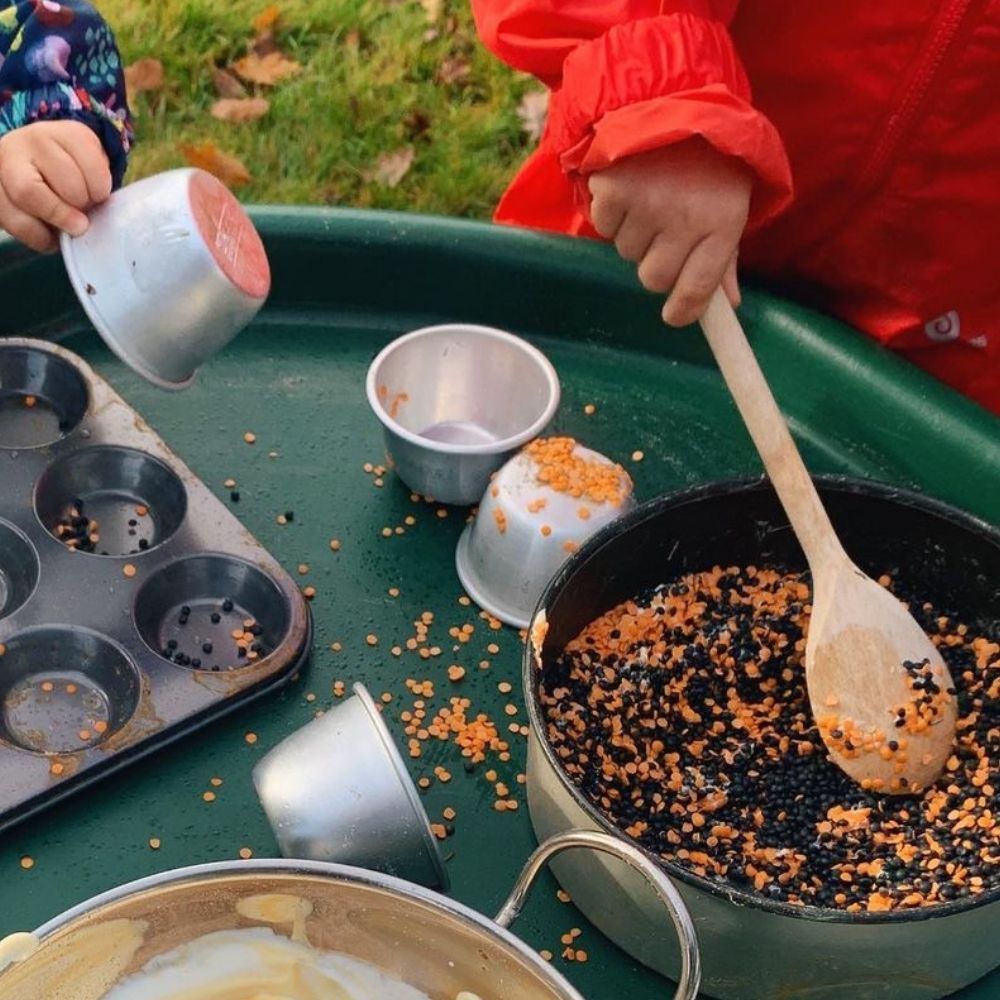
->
[103, 0, 532, 216]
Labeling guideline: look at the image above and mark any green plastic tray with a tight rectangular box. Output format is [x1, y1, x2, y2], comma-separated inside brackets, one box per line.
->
[0, 210, 997, 1000]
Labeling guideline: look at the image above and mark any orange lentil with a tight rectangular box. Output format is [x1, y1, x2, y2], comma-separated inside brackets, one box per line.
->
[148, 838, 161, 850]
[239, 847, 253, 859]
[540, 524, 552, 537]
[244, 732, 258, 745]
[243, 432, 256, 444]
[122, 564, 136, 578]
[329, 539, 341, 551]
[203, 791, 216, 803]
[366, 634, 378, 646]
[19, 856, 33, 870]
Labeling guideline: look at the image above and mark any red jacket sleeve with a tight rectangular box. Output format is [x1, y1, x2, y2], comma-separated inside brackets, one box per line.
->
[473, 1, 792, 230]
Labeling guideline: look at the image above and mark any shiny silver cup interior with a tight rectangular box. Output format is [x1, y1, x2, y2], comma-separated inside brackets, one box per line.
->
[366, 324, 560, 505]
[253, 682, 449, 890]
[0, 831, 700, 1000]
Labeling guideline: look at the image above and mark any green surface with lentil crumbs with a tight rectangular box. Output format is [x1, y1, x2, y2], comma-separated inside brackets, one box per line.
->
[0, 212, 998, 1000]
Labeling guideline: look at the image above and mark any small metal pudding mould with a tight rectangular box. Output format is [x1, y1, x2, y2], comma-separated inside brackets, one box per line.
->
[253, 682, 448, 890]
[366, 324, 560, 505]
[457, 441, 634, 628]
[0, 832, 700, 1000]
[61, 168, 271, 390]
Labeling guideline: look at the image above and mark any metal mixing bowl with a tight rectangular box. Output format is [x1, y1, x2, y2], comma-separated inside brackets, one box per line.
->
[0, 831, 700, 1000]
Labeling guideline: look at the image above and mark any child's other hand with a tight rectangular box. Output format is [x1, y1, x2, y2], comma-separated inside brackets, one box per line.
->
[0, 121, 112, 253]
[588, 139, 752, 327]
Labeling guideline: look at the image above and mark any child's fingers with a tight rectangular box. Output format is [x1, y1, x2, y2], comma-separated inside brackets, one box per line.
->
[0, 186, 58, 253]
[53, 125, 112, 204]
[661, 235, 732, 327]
[636, 232, 686, 294]
[722, 254, 741, 307]
[3, 160, 88, 237]
[612, 212, 656, 263]
[35, 142, 91, 210]
[587, 179, 627, 239]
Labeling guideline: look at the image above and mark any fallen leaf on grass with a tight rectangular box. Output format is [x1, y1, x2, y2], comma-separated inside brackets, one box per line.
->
[179, 142, 252, 187]
[516, 89, 549, 142]
[252, 4, 281, 33]
[403, 108, 432, 140]
[232, 50, 301, 86]
[436, 55, 470, 85]
[210, 97, 270, 123]
[212, 66, 247, 98]
[124, 58, 164, 95]
[365, 146, 415, 188]
[420, 0, 443, 21]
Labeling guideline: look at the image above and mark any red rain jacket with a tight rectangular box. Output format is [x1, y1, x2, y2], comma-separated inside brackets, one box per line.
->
[472, 0, 1000, 415]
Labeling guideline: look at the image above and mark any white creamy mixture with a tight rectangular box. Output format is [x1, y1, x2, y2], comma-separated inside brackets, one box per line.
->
[104, 927, 440, 1000]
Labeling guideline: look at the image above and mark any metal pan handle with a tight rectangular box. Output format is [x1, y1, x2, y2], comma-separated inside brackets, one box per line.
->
[495, 829, 701, 1000]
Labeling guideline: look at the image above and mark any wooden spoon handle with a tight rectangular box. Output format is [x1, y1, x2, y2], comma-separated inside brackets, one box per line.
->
[699, 288, 844, 572]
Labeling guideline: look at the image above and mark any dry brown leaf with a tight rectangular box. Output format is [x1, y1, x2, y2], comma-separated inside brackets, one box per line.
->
[252, 4, 281, 33]
[516, 89, 549, 143]
[210, 97, 271, 123]
[420, 0, 443, 21]
[124, 58, 164, 96]
[436, 55, 470, 85]
[232, 50, 301, 86]
[366, 146, 415, 188]
[403, 108, 432, 140]
[179, 143, 252, 188]
[212, 66, 247, 99]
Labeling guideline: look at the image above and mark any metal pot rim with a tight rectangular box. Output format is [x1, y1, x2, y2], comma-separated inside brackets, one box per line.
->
[523, 473, 1000, 926]
[29, 857, 582, 998]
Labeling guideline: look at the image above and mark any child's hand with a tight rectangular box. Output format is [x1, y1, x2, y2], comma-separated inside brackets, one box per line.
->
[0, 121, 112, 253]
[588, 139, 752, 327]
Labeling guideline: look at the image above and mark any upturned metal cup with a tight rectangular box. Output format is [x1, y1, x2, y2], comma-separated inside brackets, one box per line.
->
[456, 442, 635, 628]
[252, 682, 449, 890]
[366, 324, 560, 505]
[60, 168, 271, 391]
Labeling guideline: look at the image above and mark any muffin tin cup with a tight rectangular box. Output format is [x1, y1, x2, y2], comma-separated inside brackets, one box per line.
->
[0, 338, 310, 832]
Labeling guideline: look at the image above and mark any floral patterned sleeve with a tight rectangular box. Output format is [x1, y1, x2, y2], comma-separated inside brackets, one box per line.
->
[0, 0, 132, 187]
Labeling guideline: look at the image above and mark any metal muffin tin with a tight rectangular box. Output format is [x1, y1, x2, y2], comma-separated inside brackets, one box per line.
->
[0, 337, 311, 831]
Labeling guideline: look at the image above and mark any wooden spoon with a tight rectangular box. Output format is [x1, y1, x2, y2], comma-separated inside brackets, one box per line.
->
[698, 289, 956, 793]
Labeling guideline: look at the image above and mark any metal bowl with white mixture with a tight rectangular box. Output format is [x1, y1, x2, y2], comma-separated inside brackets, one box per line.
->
[0, 832, 700, 1000]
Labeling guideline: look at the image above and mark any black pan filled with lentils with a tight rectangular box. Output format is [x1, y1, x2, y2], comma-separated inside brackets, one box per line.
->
[529, 478, 1000, 917]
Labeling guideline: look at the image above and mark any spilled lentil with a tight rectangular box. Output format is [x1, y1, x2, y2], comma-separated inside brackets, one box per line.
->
[541, 565, 1000, 912]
